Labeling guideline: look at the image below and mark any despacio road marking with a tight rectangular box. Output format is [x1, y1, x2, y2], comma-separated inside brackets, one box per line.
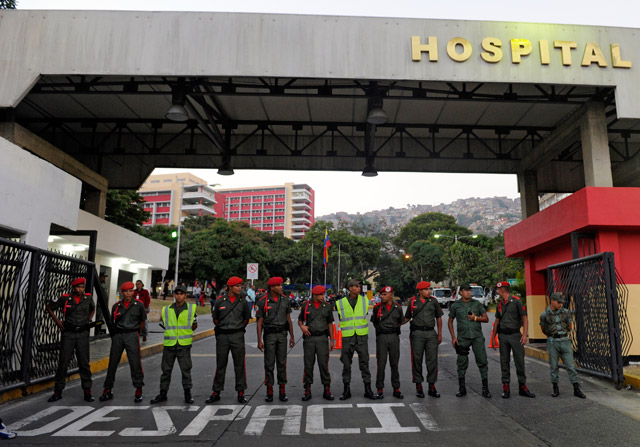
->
[11, 403, 457, 437]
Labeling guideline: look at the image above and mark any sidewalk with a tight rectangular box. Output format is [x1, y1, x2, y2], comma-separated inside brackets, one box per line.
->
[0, 312, 255, 404]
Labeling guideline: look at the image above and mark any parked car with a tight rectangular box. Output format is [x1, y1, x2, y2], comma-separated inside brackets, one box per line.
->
[432, 287, 453, 308]
[454, 284, 489, 307]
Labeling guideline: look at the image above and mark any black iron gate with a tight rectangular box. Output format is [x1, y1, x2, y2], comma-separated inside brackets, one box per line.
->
[0, 237, 111, 394]
[547, 252, 632, 384]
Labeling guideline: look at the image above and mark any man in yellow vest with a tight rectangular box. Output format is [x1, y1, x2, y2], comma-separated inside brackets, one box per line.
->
[336, 279, 376, 400]
[150, 285, 198, 404]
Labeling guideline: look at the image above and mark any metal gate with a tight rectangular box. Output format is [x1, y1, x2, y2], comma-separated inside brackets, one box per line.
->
[0, 237, 110, 394]
[547, 252, 632, 384]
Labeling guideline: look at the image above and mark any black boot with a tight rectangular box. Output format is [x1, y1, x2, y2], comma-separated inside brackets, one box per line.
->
[265, 385, 274, 402]
[573, 383, 586, 399]
[501, 383, 510, 399]
[206, 391, 221, 404]
[456, 378, 467, 397]
[134, 387, 143, 403]
[323, 385, 334, 401]
[99, 389, 114, 402]
[552, 383, 560, 397]
[48, 391, 62, 402]
[184, 389, 194, 404]
[393, 388, 404, 399]
[237, 391, 247, 404]
[364, 383, 377, 400]
[83, 388, 95, 402]
[302, 384, 312, 401]
[416, 383, 425, 398]
[150, 390, 168, 404]
[428, 383, 440, 398]
[339, 383, 351, 400]
[518, 383, 535, 398]
[279, 384, 288, 402]
[376, 387, 384, 399]
[482, 379, 491, 398]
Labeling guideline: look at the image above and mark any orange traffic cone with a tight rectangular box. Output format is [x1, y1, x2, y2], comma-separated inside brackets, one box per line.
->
[334, 324, 343, 350]
[488, 329, 500, 348]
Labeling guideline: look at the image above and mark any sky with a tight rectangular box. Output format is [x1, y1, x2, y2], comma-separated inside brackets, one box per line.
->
[15, 1, 638, 215]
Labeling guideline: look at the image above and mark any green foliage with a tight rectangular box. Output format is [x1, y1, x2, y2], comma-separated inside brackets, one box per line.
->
[406, 241, 446, 282]
[0, 1, 16, 9]
[394, 212, 471, 251]
[105, 190, 150, 233]
[447, 243, 494, 286]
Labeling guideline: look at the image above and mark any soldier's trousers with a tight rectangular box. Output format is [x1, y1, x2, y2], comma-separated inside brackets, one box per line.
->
[548, 337, 578, 384]
[212, 331, 247, 392]
[456, 336, 488, 379]
[340, 334, 371, 384]
[104, 331, 144, 389]
[410, 329, 439, 384]
[159, 345, 193, 391]
[54, 330, 92, 391]
[375, 333, 400, 389]
[498, 332, 526, 384]
[263, 332, 288, 386]
[303, 335, 331, 385]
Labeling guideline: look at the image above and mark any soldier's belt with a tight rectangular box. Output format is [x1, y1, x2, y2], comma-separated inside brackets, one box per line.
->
[498, 328, 521, 335]
[307, 330, 329, 337]
[264, 325, 288, 334]
[548, 335, 568, 340]
[410, 325, 434, 332]
[215, 327, 245, 335]
[63, 323, 90, 333]
[376, 329, 401, 336]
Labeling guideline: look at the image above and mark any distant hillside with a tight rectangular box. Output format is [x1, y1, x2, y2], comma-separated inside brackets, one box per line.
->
[317, 197, 521, 237]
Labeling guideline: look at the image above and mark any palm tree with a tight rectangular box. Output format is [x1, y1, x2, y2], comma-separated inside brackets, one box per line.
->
[0, 1, 17, 9]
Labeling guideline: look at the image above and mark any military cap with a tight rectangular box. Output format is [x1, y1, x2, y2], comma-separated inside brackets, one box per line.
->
[312, 285, 326, 295]
[550, 292, 566, 303]
[120, 281, 135, 291]
[267, 277, 284, 286]
[227, 276, 243, 286]
[174, 285, 187, 293]
[459, 283, 471, 290]
[416, 280, 431, 290]
[71, 277, 86, 286]
[381, 286, 393, 293]
[346, 279, 361, 288]
[496, 281, 510, 288]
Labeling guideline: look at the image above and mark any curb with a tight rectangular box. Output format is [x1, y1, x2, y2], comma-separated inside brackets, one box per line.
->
[525, 345, 640, 390]
[0, 319, 256, 405]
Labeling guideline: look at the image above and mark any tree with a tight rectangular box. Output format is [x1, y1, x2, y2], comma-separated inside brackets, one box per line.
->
[394, 212, 471, 251]
[447, 243, 493, 286]
[105, 190, 150, 233]
[0, 1, 16, 9]
[406, 240, 446, 283]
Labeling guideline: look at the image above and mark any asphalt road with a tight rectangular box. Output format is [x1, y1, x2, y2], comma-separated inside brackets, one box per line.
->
[2, 309, 640, 446]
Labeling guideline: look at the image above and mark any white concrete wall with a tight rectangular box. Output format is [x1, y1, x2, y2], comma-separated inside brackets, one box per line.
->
[0, 136, 81, 248]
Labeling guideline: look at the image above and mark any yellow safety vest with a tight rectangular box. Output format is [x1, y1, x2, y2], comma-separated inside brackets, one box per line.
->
[337, 295, 369, 337]
[162, 303, 196, 346]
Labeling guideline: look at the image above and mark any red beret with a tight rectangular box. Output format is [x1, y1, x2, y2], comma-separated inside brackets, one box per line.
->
[496, 281, 510, 288]
[381, 286, 393, 293]
[71, 277, 86, 286]
[312, 285, 326, 295]
[120, 281, 135, 291]
[416, 281, 431, 290]
[267, 277, 284, 286]
[227, 276, 243, 286]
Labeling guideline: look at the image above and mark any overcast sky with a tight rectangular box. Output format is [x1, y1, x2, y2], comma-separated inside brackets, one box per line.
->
[16, 1, 637, 215]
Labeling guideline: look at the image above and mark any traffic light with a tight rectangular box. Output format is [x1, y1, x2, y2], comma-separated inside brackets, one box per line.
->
[171, 231, 178, 238]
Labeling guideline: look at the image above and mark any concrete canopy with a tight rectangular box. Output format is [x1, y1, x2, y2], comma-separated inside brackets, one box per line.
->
[1, 10, 640, 191]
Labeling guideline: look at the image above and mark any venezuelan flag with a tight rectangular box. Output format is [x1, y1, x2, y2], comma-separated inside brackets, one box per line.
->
[323, 229, 331, 267]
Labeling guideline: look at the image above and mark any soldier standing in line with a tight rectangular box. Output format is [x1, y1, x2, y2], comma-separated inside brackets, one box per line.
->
[99, 281, 146, 403]
[336, 279, 377, 400]
[540, 292, 586, 399]
[206, 276, 251, 404]
[448, 283, 491, 398]
[257, 277, 295, 402]
[150, 285, 198, 404]
[404, 281, 443, 398]
[492, 281, 535, 399]
[371, 286, 404, 399]
[134, 280, 151, 342]
[46, 277, 96, 402]
[298, 285, 335, 401]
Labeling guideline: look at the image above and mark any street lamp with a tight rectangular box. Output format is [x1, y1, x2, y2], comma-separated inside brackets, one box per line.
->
[434, 233, 478, 243]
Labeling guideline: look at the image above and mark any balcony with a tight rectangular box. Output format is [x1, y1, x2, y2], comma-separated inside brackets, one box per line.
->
[183, 190, 216, 203]
[291, 202, 311, 210]
[181, 203, 216, 216]
[291, 216, 312, 225]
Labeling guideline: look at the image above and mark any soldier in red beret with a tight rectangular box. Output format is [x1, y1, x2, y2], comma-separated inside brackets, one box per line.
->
[99, 281, 146, 403]
[256, 276, 295, 402]
[372, 286, 405, 399]
[207, 276, 252, 404]
[404, 281, 444, 398]
[46, 277, 96, 402]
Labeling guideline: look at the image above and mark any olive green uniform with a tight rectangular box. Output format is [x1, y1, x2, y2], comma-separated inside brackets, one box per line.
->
[339, 295, 371, 384]
[212, 294, 251, 392]
[50, 293, 95, 392]
[299, 300, 334, 385]
[540, 306, 578, 384]
[104, 299, 146, 389]
[159, 302, 197, 391]
[495, 295, 527, 384]
[405, 296, 443, 384]
[257, 294, 292, 386]
[371, 302, 404, 389]
[449, 299, 488, 379]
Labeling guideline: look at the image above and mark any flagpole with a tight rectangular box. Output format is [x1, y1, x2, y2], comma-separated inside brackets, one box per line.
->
[337, 243, 341, 292]
[310, 244, 314, 293]
[324, 264, 327, 288]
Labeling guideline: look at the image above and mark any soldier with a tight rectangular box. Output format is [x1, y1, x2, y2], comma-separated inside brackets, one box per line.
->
[99, 281, 146, 403]
[540, 292, 586, 399]
[134, 280, 151, 342]
[404, 281, 443, 398]
[448, 283, 491, 398]
[206, 276, 251, 404]
[371, 286, 404, 399]
[257, 277, 295, 402]
[298, 285, 335, 401]
[46, 277, 96, 402]
[150, 285, 198, 404]
[491, 281, 535, 398]
[336, 279, 376, 400]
